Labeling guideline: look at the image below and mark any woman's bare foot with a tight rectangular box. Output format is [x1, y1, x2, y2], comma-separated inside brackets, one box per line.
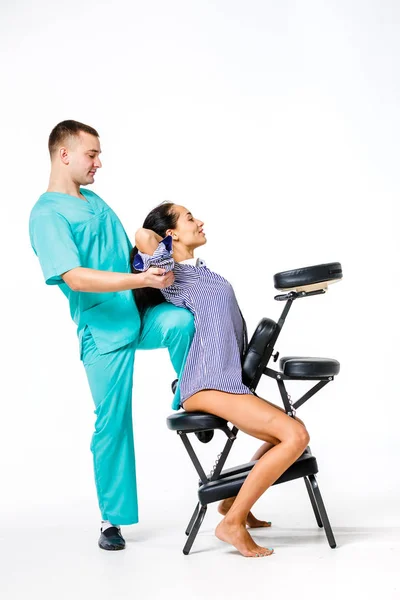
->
[215, 518, 274, 558]
[218, 498, 271, 529]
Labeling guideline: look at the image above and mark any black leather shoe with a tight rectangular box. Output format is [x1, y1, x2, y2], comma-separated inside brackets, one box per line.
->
[98, 526, 126, 551]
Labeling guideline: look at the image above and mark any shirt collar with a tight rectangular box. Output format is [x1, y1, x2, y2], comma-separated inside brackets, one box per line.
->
[180, 257, 206, 267]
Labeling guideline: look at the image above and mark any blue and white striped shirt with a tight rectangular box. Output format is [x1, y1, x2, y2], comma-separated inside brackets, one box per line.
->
[134, 236, 251, 409]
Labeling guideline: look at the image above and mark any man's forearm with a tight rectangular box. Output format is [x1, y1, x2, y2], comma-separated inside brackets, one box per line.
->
[62, 267, 146, 293]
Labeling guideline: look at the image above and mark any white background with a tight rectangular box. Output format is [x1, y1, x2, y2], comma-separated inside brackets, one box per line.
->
[1, 1, 399, 598]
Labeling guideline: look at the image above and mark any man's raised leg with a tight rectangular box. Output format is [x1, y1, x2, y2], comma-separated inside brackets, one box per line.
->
[138, 303, 194, 406]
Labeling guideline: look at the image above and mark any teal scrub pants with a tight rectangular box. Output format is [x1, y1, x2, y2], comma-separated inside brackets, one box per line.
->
[81, 303, 194, 525]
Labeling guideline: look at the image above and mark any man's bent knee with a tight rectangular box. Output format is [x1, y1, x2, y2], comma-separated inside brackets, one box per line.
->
[164, 307, 194, 339]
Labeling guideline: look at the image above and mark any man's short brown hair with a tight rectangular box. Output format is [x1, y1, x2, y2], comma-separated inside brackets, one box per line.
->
[48, 120, 99, 156]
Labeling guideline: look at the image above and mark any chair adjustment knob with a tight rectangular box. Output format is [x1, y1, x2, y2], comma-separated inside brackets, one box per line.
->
[195, 430, 214, 443]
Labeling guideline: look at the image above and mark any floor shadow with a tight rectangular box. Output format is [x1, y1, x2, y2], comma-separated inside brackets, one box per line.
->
[190, 525, 400, 550]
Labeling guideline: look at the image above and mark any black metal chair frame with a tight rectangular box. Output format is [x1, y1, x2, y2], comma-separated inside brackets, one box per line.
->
[167, 270, 341, 555]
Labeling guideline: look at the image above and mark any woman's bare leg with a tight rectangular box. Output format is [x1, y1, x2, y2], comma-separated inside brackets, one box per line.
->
[218, 441, 275, 527]
[219, 411, 307, 527]
[183, 390, 310, 557]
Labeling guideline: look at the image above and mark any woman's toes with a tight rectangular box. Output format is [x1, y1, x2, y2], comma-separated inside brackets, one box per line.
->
[253, 547, 274, 557]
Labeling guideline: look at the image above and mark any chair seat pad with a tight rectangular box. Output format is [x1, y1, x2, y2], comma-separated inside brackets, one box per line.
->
[280, 356, 340, 378]
[166, 411, 227, 432]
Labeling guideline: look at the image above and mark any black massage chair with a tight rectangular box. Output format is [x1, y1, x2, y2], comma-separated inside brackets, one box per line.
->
[167, 262, 342, 555]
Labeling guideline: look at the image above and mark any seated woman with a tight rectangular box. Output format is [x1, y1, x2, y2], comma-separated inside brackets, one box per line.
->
[132, 202, 310, 558]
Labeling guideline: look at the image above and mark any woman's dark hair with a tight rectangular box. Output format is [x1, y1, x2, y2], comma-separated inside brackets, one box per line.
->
[131, 202, 179, 315]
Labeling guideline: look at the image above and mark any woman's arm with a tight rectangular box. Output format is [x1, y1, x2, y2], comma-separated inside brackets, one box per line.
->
[135, 228, 163, 255]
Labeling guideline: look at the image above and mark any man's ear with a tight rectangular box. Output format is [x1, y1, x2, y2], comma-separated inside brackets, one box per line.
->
[60, 147, 69, 165]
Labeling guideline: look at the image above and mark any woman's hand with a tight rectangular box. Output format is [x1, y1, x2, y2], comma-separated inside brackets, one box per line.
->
[135, 228, 163, 254]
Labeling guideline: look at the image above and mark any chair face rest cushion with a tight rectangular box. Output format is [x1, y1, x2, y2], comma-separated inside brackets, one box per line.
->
[166, 411, 227, 432]
[274, 262, 342, 290]
[279, 356, 340, 378]
[242, 317, 277, 386]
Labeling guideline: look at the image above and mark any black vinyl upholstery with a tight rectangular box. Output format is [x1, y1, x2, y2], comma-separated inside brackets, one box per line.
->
[242, 317, 277, 388]
[198, 448, 318, 504]
[280, 357, 340, 378]
[167, 411, 227, 432]
[274, 262, 342, 290]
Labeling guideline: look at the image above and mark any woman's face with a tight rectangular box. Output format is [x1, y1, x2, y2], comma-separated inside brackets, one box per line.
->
[168, 205, 206, 250]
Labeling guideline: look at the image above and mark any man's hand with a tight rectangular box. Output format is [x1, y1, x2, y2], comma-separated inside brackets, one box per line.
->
[141, 267, 175, 289]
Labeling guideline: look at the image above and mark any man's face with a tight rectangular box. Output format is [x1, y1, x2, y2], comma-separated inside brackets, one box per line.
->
[63, 131, 102, 185]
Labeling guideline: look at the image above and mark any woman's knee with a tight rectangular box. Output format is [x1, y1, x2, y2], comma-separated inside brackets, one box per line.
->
[275, 418, 309, 449]
[291, 421, 310, 449]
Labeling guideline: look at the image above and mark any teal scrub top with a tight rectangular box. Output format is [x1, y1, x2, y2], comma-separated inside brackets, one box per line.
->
[29, 188, 141, 356]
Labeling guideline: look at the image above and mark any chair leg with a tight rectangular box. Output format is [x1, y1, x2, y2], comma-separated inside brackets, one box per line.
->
[308, 474, 337, 548]
[183, 505, 208, 555]
[185, 502, 200, 535]
[304, 477, 323, 528]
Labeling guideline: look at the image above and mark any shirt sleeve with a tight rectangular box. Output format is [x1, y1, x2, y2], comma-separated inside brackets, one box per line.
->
[29, 212, 82, 285]
[133, 235, 200, 310]
[133, 235, 175, 272]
